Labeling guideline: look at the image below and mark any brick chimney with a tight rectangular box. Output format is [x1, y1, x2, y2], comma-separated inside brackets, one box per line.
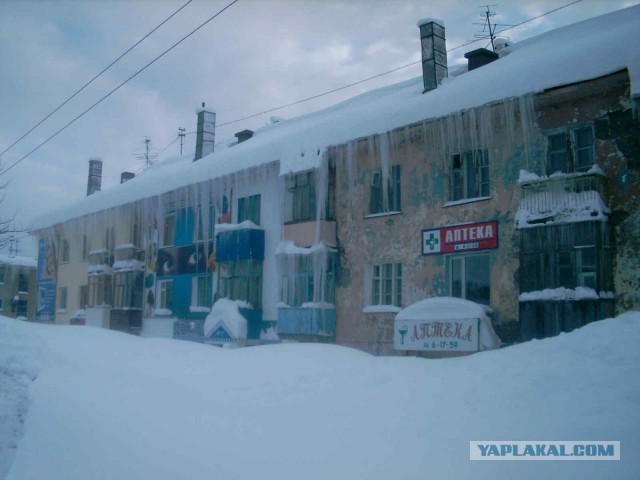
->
[194, 102, 216, 161]
[235, 129, 254, 144]
[120, 172, 135, 184]
[418, 18, 447, 93]
[464, 48, 499, 71]
[86, 158, 103, 196]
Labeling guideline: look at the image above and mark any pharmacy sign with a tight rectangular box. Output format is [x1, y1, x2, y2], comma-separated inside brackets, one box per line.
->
[422, 221, 498, 255]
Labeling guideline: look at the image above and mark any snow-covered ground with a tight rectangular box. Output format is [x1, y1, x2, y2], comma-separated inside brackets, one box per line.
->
[1, 313, 639, 479]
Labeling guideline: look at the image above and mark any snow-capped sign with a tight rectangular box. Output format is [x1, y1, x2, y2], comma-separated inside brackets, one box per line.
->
[422, 221, 498, 255]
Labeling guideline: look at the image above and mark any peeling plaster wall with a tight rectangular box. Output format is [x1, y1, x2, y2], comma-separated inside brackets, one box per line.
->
[331, 70, 638, 355]
[535, 70, 640, 316]
[331, 98, 537, 355]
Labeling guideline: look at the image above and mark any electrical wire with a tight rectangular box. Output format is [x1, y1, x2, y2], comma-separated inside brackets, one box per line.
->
[0, 0, 194, 158]
[0, 0, 240, 177]
[216, 0, 584, 128]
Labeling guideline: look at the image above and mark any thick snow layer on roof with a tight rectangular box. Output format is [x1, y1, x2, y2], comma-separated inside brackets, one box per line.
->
[31, 5, 640, 230]
[396, 296, 487, 321]
[0, 254, 37, 268]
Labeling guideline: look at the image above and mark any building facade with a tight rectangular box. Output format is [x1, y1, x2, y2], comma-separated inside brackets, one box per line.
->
[31, 7, 640, 354]
[0, 254, 37, 320]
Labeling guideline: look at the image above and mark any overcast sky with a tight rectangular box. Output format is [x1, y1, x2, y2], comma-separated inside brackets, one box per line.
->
[1, 0, 638, 256]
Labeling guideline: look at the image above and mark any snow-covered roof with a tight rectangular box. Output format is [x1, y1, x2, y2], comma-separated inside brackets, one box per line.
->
[0, 254, 37, 269]
[396, 297, 488, 321]
[31, 5, 640, 230]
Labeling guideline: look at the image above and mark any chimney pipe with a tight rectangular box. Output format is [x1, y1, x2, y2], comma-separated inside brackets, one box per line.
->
[464, 48, 499, 71]
[417, 18, 447, 93]
[194, 102, 216, 161]
[235, 129, 254, 144]
[120, 172, 135, 184]
[86, 158, 103, 196]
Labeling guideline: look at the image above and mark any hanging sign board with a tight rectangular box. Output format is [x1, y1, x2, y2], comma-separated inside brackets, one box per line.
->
[422, 221, 498, 255]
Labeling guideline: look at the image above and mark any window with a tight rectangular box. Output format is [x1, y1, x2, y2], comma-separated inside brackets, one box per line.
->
[88, 275, 111, 306]
[371, 263, 402, 307]
[113, 271, 143, 309]
[59, 287, 68, 310]
[237, 194, 261, 225]
[450, 150, 489, 202]
[196, 205, 215, 242]
[105, 227, 116, 252]
[18, 273, 28, 293]
[131, 223, 140, 248]
[0, 265, 6, 283]
[0, 298, 3, 311]
[285, 170, 335, 223]
[193, 275, 213, 308]
[286, 172, 316, 222]
[218, 260, 262, 307]
[81, 235, 90, 261]
[546, 125, 595, 174]
[279, 253, 336, 307]
[162, 213, 176, 247]
[158, 279, 173, 310]
[519, 222, 612, 293]
[79, 285, 89, 309]
[451, 255, 490, 305]
[60, 239, 70, 263]
[370, 165, 402, 214]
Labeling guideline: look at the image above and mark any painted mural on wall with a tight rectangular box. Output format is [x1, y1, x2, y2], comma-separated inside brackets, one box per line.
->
[157, 241, 215, 276]
[36, 238, 56, 321]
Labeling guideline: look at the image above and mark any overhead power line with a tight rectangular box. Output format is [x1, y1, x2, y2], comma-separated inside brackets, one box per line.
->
[217, 0, 584, 128]
[0, 0, 194, 159]
[0, 0, 240, 177]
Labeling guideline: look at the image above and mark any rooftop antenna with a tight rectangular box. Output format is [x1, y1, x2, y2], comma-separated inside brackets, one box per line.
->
[178, 127, 186, 155]
[133, 136, 158, 167]
[474, 5, 513, 52]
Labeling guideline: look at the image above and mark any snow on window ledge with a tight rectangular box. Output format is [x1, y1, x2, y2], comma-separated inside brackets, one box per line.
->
[189, 306, 211, 313]
[154, 308, 174, 316]
[364, 211, 402, 219]
[56, 309, 67, 314]
[363, 305, 401, 314]
[518, 287, 614, 302]
[443, 196, 491, 208]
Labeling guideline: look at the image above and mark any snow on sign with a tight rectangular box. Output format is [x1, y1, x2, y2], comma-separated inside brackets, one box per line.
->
[395, 317, 480, 352]
[422, 221, 498, 255]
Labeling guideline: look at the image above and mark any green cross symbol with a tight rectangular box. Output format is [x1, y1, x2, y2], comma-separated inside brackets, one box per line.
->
[425, 232, 439, 250]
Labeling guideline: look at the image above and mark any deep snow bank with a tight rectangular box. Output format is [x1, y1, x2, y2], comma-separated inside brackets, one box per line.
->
[1, 313, 639, 480]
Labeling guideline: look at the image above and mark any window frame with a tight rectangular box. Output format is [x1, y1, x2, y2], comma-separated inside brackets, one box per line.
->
[237, 194, 261, 225]
[158, 279, 174, 311]
[449, 149, 490, 202]
[370, 262, 402, 307]
[162, 212, 176, 247]
[545, 123, 595, 175]
[217, 259, 263, 307]
[449, 254, 491, 305]
[192, 274, 213, 309]
[58, 286, 68, 310]
[369, 165, 402, 215]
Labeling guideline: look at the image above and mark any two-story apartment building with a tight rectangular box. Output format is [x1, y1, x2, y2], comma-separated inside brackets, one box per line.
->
[31, 6, 640, 354]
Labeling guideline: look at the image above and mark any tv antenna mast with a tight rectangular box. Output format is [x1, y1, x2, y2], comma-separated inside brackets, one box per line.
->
[474, 5, 513, 52]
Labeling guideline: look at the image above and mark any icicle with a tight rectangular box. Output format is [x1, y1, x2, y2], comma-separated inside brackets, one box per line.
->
[379, 132, 390, 212]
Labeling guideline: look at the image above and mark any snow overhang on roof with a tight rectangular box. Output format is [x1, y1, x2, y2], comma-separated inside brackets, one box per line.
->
[31, 5, 640, 230]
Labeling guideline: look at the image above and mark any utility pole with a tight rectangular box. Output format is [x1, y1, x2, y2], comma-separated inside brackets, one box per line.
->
[178, 127, 186, 155]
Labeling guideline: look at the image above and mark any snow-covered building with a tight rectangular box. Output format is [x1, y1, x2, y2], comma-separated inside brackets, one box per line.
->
[31, 6, 640, 354]
[0, 254, 37, 320]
